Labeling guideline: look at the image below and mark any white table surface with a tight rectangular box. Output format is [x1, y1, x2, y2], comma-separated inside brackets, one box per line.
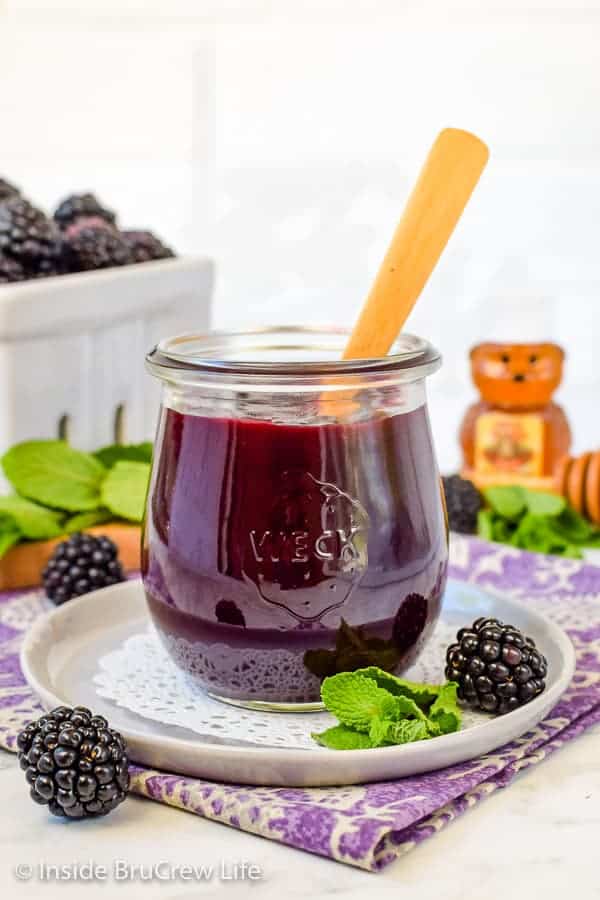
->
[0, 719, 598, 899]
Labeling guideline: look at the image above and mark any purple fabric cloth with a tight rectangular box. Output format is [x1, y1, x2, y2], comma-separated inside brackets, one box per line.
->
[0, 536, 599, 872]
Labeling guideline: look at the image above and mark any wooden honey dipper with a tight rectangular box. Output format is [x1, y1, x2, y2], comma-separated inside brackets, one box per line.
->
[344, 128, 489, 360]
[555, 450, 600, 525]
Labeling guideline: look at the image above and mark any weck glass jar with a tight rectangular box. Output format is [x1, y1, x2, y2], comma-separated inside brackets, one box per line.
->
[142, 326, 448, 710]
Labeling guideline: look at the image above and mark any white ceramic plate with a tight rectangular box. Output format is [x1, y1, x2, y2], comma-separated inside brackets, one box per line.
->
[20, 579, 575, 787]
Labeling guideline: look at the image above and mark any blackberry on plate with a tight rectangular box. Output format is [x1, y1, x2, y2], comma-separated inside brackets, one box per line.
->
[0, 252, 25, 283]
[65, 225, 132, 271]
[53, 192, 116, 231]
[0, 196, 65, 278]
[0, 177, 21, 200]
[442, 474, 483, 534]
[445, 617, 548, 714]
[122, 229, 175, 263]
[17, 706, 129, 819]
[42, 532, 125, 605]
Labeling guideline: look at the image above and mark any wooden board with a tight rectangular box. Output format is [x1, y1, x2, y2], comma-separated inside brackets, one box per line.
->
[0, 524, 141, 591]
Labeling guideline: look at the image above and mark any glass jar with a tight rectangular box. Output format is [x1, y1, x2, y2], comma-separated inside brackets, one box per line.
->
[143, 326, 448, 710]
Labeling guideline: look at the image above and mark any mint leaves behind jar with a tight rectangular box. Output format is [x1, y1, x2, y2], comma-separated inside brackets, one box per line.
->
[100, 461, 150, 522]
[0, 496, 64, 539]
[477, 484, 600, 558]
[312, 666, 461, 750]
[0, 439, 152, 558]
[94, 442, 152, 469]
[304, 619, 401, 677]
[2, 441, 107, 512]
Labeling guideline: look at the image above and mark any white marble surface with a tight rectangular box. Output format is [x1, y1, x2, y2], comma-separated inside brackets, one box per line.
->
[0, 721, 598, 899]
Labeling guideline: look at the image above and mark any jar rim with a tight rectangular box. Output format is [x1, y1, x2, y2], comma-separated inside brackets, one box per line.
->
[147, 325, 441, 379]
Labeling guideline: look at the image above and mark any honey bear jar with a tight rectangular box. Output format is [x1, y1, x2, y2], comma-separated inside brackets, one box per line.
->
[460, 342, 571, 489]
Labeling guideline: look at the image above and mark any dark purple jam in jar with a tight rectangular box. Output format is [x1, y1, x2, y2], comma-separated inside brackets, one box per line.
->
[143, 328, 448, 709]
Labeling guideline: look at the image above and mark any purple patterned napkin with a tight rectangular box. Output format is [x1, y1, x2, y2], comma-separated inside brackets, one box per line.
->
[1, 536, 599, 872]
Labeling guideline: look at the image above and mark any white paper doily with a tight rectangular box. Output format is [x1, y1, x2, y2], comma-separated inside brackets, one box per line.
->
[93, 621, 465, 751]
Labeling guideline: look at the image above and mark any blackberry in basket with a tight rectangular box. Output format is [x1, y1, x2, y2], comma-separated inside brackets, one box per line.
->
[0, 177, 21, 201]
[0, 196, 65, 278]
[445, 617, 548, 714]
[43, 533, 125, 605]
[53, 192, 117, 231]
[17, 706, 129, 819]
[64, 225, 132, 271]
[0, 252, 25, 283]
[122, 229, 175, 263]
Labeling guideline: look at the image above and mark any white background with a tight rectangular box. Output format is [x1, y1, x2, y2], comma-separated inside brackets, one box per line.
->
[1, 1, 600, 469]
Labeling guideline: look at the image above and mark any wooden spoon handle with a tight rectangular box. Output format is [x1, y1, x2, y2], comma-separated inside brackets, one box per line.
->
[343, 128, 489, 360]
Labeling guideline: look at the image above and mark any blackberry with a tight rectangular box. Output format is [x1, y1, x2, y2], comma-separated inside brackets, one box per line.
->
[65, 226, 132, 271]
[122, 229, 175, 263]
[63, 216, 116, 240]
[0, 196, 65, 278]
[17, 706, 129, 819]
[54, 192, 116, 231]
[392, 592, 428, 652]
[215, 599, 246, 626]
[0, 177, 21, 201]
[0, 252, 25, 283]
[42, 532, 125, 605]
[445, 617, 548, 715]
[442, 474, 482, 534]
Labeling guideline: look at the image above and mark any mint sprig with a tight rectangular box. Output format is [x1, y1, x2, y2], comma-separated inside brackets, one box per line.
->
[478, 485, 600, 558]
[0, 496, 64, 540]
[95, 442, 152, 469]
[320, 672, 398, 731]
[100, 461, 150, 523]
[2, 441, 106, 512]
[312, 666, 461, 750]
[0, 512, 21, 557]
[312, 725, 374, 750]
[0, 439, 154, 560]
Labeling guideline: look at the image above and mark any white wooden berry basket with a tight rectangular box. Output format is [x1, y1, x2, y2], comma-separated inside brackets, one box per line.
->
[0, 257, 213, 453]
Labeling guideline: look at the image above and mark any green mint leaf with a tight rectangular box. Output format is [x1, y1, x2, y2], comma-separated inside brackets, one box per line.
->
[320, 672, 397, 732]
[390, 694, 429, 721]
[334, 646, 401, 673]
[483, 485, 526, 520]
[311, 725, 374, 750]
[335, 618, 368, 651]
[491, 517, 515, 544]
[1, 441, 106, 512]
[428, 681, 462, 734]
[314, 672, 462, 750]
[510, 515, 556, 553]
[477, 508, 495, 541]
[303, 648, 339, 678]
[95, 442, 153, 469]
[368, 716, 394, 747]
[523, 489, 566, 517]
[0, 512, 21, 557]
[554, 507, 595, 543]
[353, 666, 439, 708]
[369, 717, 431, 747]
[305, 621, 401, 677]
[64, 508, 114, 533]
[100, 461, 150, 523]
[508, 514, 585, 557]
[0, 496, 64, 540]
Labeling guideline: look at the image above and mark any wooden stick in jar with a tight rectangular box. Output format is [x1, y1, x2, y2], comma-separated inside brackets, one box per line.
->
[343, 128, 489, 360]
